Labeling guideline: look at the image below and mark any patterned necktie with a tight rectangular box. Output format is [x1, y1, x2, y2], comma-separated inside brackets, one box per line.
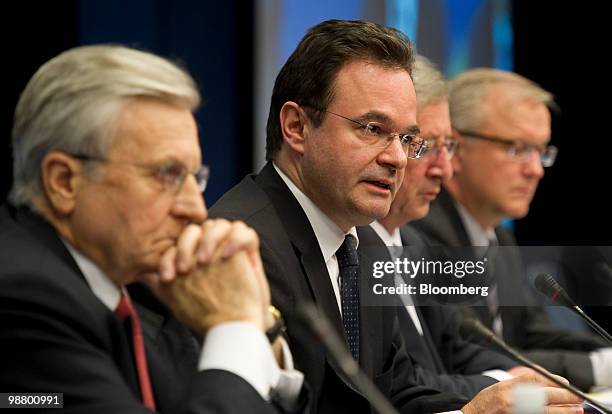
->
[337, 234, 360, 361]
[485, 237, 504, 336]
[115, 292, 156, 411]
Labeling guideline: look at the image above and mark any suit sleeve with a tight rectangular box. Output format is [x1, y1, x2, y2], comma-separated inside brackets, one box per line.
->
[515, 306, 601, 390]
[412, 364, 497, 399]
[518, 306, 607, 351]
[0, 272, 287, 414]
[410, 306, 514, 398]
[433, 306, 517, 374]
[385, 313, 470, 413]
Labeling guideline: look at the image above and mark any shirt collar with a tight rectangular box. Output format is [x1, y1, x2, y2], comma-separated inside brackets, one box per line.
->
[273, 163, 359, 262]
[62, 239, 122, 311]
[454, 201, 497, 247]
[369, 221, 402, 247]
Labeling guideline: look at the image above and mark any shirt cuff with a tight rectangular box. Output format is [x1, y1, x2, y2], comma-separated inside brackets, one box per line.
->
[198, 322, 303, 405]
[590, 348, 612, 388]
[273, 338, 304, 411]
[482, 369, 514, 382]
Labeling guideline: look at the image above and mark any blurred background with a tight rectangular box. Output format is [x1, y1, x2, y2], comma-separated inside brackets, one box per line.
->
[1, 0, 608, 245]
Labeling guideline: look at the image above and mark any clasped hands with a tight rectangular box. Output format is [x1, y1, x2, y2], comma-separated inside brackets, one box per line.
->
[141, 219, 274, 336]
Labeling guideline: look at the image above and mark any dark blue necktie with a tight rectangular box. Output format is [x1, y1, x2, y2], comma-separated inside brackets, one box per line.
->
[337, 234, 360, 361]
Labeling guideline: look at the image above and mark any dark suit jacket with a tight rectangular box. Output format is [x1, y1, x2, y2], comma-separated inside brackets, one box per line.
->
[393, 225, 516, 398]
[412, 188, 608, 391]
[209, 162, 468, 413]
[0, 204, 284, 413]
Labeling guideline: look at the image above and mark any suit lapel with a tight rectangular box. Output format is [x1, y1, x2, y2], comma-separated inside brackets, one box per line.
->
[355, 226, 386, 379]
[255, 163, 347, 343]
[8, 206, 142, 399]
[13, 206, 85, 279]
[433, 189, 472, 246]
[300, 247, 347, 342]
[399, 226, 447, 373]
[415, 307, 447, 373]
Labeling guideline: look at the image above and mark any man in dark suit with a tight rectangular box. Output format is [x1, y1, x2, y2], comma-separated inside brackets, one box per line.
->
[371, 56, 531, 398]
[413, 68, 611, 391]
[0, 45, 305, 413]
[210, 20, 581, 413]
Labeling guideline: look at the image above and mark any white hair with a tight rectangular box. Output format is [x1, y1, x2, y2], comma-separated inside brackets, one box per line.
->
[9, 44, 200, 209]
[412, 54, 448, 109]
[449, 68, 554, 132]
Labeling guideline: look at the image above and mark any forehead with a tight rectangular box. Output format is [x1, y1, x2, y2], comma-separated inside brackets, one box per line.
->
[109, 98, 201, 167]
[417, 100, 451, 136]
[330, 59, 417, 128]
[484, 87, 551, 144]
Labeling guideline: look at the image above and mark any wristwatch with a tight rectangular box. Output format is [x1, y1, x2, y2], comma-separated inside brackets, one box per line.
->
[266, 305, 286, 343]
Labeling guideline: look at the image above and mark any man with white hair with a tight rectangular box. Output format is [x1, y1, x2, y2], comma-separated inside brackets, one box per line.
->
[414, 68, 612, 391]
[0, 45, 304, 413]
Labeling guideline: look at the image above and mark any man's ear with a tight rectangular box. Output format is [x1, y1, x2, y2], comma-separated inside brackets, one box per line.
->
[450, 129, 464, 174]
[40, 151, 84, 216]
[279, 101, 309, 155]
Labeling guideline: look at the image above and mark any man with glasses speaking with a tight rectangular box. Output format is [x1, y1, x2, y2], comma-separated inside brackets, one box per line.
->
[414, 68, 612, 391]
[210, 19, 582, 413]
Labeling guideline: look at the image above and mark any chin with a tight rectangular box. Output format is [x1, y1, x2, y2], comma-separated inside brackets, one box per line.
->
[412, 205, 429, 221]
[505, 204, 530, 220]
[353, 196, 390, 216]
[354, 206, 389, 226]
[371, 204, 393, 221]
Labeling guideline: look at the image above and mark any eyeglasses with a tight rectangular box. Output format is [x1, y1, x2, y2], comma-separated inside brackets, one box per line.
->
[71, 154, 210, 193]
[307, 107, 428, 159]
[455, 130, 558, 167]
[420, 136, 458, 159]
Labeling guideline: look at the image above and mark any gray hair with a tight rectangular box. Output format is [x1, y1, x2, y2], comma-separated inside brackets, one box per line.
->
[412, 54, 448, 109]
[9, 44, 200, 209]
[448, 68, 554, 132]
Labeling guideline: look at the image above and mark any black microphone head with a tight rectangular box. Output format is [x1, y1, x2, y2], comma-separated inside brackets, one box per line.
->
[460, 317, 495, 343]
[534, 273, 576, 307]
[534, 272, 560, 293]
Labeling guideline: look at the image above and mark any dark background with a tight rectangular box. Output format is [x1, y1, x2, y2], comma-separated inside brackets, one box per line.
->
[0, 0, 254, 206]
[510, 1, 610, 245]
[0, 1, 608, 245]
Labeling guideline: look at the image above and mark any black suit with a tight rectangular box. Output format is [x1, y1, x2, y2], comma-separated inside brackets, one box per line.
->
[412, 188, 608, 390]
[393, 225, 516, 398]
[127, 283, 202, 413]
[209, 163, 467, 413]
[0, 205, 285, 413]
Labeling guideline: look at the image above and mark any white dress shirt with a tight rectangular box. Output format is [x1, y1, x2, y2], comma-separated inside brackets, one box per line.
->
[369, 221, 424, 336]
[62, 239, 303, 405]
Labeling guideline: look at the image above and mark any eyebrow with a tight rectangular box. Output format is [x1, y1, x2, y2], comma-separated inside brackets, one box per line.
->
[153, 156, 201, 173]
[357, 111, 420, 135]
[422, 134, 454, 140]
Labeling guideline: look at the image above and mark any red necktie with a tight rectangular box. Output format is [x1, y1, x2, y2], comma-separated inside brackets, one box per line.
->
[115, 293, 156, 411]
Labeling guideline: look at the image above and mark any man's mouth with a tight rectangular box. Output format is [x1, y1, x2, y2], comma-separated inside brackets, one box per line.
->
[512, 187, 533, 197]
[364, 179, 393, 191]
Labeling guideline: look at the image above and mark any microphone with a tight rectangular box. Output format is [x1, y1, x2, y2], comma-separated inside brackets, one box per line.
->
[534, 273, 612, 344]
[461, 318, 612, 414]
[534, 272, 575, 307]
[296, 303, 399, 414]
